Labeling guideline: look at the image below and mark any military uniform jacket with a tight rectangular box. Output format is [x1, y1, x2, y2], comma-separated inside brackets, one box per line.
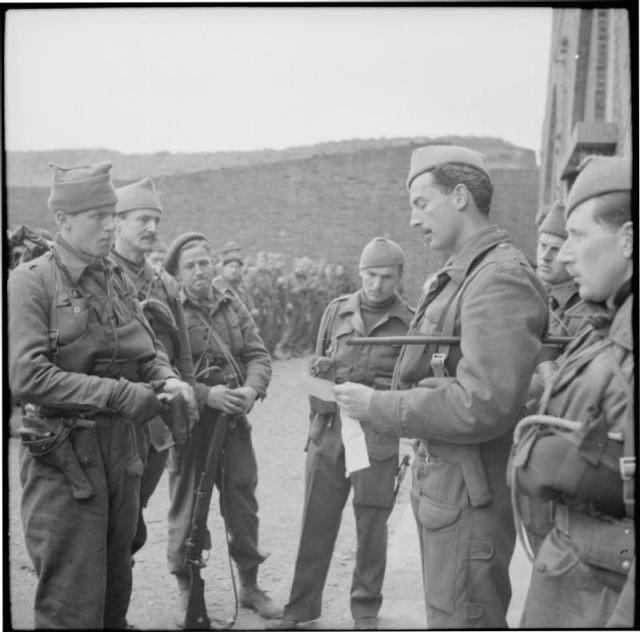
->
[369, 227, 548, 506]
[180, 281, 272, 413]
[111, 249, 195, 385]
[546, 278, 604, 338]
[524, 292, 634, 574]
[314, 291, 413, 459]
[9, 236, 176, 415]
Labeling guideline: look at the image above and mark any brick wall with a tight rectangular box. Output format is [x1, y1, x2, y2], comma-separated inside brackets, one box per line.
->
[8, 145, 539, 304]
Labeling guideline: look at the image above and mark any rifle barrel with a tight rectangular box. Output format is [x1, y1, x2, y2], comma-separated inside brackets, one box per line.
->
[347, 336, 573, 347]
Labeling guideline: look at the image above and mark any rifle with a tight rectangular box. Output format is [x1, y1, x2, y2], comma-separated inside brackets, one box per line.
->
[347, 335, 573, 348]
[183, 374, 239, 630]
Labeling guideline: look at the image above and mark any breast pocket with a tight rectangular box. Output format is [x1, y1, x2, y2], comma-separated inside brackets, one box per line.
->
[55, 297, 90, 346]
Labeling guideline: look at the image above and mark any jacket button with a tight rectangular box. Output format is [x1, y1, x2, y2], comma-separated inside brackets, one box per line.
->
[621, 560, 631, 571]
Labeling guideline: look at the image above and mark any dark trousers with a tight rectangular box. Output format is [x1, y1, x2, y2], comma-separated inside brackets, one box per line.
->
[167, 411, 267, 578]
[410, 445, 515, 629]
[131, 444, 168, 556]
[283, 417, 396, 622]
[20, 416, 142, 629]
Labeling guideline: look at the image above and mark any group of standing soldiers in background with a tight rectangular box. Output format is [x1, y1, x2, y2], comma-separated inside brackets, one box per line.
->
[148, 240, 360, 359]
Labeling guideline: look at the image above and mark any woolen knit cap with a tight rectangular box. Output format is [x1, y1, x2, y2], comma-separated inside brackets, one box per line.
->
[165, 232, 207, 276]
[407, 145, 491, 189]
[221, 240, 241, 255]
[116, 177, 163, 214]
[359, 237, 406, 270]
[47, 161, 117, 214]
[538, 200, 567, 239]
[565, 155, 632, 217]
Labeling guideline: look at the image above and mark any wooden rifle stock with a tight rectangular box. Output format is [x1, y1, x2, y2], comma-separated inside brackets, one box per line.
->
[347, 335, 573, 347]
[183, 375, 239, 630]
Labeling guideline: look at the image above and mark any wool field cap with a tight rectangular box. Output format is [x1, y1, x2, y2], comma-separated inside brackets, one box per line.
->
[565, 155, 632, 217]
[538, 200, 567, 239]
[407, 145, 491, 189]
[221, 240, 241, 255]
[223, 253, 244, 266]
[47, 161, 117, 214]
[116, 177, 163, 214]
[165, 231, 208, 276]
[359, 236, 406, 270]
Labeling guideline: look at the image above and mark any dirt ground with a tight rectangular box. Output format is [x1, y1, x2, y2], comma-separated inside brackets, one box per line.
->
[7, 356, 413, 630]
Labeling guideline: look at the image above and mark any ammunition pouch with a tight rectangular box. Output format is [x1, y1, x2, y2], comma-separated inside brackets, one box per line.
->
[18, 414, 94, 500]
[553, 503, 634, 591]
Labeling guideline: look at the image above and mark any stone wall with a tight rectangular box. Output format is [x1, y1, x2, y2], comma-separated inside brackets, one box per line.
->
[8, 145, 539, 304]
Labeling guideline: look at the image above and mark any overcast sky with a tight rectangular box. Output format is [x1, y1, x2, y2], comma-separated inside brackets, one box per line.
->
[6, 7, 552, 156]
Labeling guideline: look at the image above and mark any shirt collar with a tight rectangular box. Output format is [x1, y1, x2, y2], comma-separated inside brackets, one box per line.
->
[442, 225, 511, 284]
[546, 279, 580, 309]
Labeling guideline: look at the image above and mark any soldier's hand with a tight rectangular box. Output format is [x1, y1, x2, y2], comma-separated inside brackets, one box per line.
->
[108, 379, 164, 426]
[333, 382, 374, 422]
[206, 385, 246, 415]
[233, 386, 258, 414]
[163, 377, 198, 424]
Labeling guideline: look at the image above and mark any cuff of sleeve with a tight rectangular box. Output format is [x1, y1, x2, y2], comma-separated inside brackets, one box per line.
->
[369, 391, 403, 438]
[244, 378, 266, 400]
[194, 383, 210, 412]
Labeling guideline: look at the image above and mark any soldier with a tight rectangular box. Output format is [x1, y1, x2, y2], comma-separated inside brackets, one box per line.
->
[330, 264, 357, 299]
[537, 199, 601, 337]
[512, 156, 634, 627]
[215, 250, 258, 316]
[146, 238, 168, 274]
[245, 250, 277, 353]
[307, 258, 331, 350]
[334, 145, 548, 628]
[164, 233, 281, 622]
[8, 162, 194, 629]
[268, 252, 293, 360]
[111, 177, 196, 557]
[521, 197, 609, 554]
[284, 257, 313, 357]
[269, 238, 412, 631]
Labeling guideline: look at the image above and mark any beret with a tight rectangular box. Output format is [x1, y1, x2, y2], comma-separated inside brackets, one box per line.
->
[407, 145, 491, 189]
[116, 177, 163, 214]
[165, 232, 207, 276]
[47, 161, 117, 214]
[538, 200, 567, 239]
[565, 155, 632, 217]
[359, 237, 405, 270]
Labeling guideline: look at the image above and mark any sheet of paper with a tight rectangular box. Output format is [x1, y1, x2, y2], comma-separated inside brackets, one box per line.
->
[301, 372, 337, 402]
[339, 409, 370, 476]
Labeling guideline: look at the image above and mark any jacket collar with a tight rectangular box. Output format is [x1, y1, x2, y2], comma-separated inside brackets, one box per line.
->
[110, 247, 155, 285]
[180, 282, 229, 314]
[546, 278, 580, 309]
[609, 292, 633, 352]
[442, 226, 511, 284]
[337, 290, 412, 333]
[53, 234, 119, 283]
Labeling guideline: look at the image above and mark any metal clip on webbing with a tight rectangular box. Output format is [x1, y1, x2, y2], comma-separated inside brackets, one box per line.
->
[430, 352, 448, 378]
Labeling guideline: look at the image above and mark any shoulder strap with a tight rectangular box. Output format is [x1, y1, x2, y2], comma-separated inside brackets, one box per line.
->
[315, 298, 345, 356]
[431, 247, 507, 377]
[193, 308, 245, 386]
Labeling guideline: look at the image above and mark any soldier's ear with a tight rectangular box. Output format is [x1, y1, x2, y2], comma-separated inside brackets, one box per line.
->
[54, 210, 70, 230]
[452, 183, 470, 211]
[621, 220, 633, 259]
